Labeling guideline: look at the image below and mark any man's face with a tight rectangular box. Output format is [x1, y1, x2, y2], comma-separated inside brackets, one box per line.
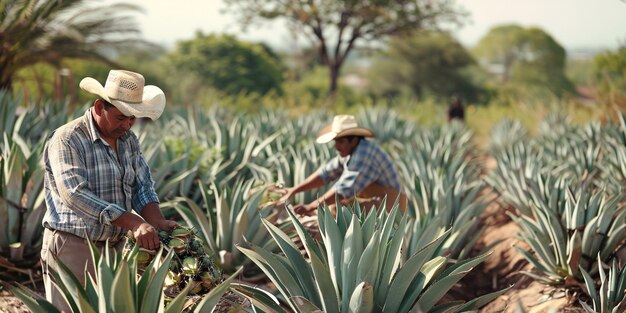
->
[334, 137, 358, 157]
[94, 100, 136, 140]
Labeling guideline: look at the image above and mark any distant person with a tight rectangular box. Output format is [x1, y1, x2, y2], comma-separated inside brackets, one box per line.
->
[41, 69, 178, 311]
[447, 95, 465, 122]
[280, 115, 406, 215]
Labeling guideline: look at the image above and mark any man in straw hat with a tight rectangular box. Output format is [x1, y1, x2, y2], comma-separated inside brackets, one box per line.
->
[41, 69, 178, 311]
[280, 114, 406, 215]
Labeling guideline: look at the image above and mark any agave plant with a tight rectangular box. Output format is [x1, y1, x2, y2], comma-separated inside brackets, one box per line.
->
[394, 124, 489, 259]
[256, 109, 328, 150]
[128, 226, 224, 299]
[163, 179, 283, 277]
[537, 124, 604, 182]
[511, 181, 626, 285]
[488, 118, 528, 154]
[600, 141, 626, 200]
[0, 134, 46, 266]
[0, 91, 75, 142]
[270, 142, 333, 206]
[236, 203, 509, 313]
[206, 114, 278, 186]
[393, 123, 478, 219]
[357, 107, 417, 149]
[580, 256, 626, 313]
[136, 112, 221, 203]
[487, 154, 572, 218]
[5, 240, 240, 313]
[537, 113, 574, 142]
[598, 113, 626, 200]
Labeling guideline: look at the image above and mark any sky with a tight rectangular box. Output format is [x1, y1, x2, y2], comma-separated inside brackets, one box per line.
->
[128, 0, 626, 52]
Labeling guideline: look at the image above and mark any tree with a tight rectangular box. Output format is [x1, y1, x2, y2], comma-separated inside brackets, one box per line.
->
[368, 31, 480, 100]
[167, 33, 284, 97]
[224, 0, 465, 96]
[0, 0, 156, 93]
[594, 45, 626, 87]
[473, 24, 574, 96]
[593, 44, 626, 106]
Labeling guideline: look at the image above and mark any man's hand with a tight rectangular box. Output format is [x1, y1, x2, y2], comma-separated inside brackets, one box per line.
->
[132, 222, 160, 250]
[140, 203, 178, 233]
[153, 220, 179, 231]
[293, 203, 316, 216]
[279, 187, 296, 203]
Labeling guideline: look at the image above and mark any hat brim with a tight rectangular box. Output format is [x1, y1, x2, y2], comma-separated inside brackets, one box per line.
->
[315, 124, 375, 144]
[79, 77, 166, 120]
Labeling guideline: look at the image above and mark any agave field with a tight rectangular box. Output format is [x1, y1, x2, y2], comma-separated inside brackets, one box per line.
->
[0, 90, 625, 312]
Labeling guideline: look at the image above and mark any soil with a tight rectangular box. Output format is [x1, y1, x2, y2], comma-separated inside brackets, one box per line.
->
[447, 155, 586, 313]
[0, 290, 33, 313]
[0, 275, 43, 313]
[452, 200, 585, 313]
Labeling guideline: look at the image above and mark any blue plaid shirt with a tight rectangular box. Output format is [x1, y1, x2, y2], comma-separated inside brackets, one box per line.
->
[42, 109, 159, 242]
[318, 139, 400, 198]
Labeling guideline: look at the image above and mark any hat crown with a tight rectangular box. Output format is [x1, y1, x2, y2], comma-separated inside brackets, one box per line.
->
[104, 70, 145, 103]
[315, 114, 374, 144]
[331, 115, 359, 132]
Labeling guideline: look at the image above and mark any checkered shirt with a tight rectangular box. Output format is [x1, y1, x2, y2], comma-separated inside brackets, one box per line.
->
[42, 109, 159, 242]
[318, 139, 400, 198]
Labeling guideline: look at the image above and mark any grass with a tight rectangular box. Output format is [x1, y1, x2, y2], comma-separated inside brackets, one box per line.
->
[466, 99, 609, 149]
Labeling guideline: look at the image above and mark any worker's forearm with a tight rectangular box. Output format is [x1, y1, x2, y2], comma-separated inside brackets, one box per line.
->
[112, 212, 147, 231]
[139, 202, 166, 225]
[294, 173, 325, 194]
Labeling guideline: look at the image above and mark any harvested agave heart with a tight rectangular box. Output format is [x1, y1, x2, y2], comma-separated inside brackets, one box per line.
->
[125, 226, 223, 296]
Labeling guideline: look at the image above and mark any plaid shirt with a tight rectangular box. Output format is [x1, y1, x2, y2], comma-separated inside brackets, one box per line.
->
[318, 139, 400, 198]
[42, 109, 159, 242]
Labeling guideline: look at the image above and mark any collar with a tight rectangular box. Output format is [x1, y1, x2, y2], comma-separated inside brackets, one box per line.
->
[85, 108, 102, 143]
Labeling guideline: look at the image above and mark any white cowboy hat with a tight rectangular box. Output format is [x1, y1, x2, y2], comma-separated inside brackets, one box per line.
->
[315, 115, 375, 144]
[79, 70, 166, 120]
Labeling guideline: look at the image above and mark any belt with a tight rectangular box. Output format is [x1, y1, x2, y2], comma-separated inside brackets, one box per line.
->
[45, 227, 125, 246]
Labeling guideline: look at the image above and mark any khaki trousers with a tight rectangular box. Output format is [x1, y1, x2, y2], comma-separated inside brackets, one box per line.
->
[41, 228, 125, 313]
[331, 183, 407, 215]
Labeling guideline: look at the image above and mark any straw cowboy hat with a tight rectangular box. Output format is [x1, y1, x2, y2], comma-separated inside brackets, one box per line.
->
[315, 115, 375, 144]
[79, 70, 166, 120]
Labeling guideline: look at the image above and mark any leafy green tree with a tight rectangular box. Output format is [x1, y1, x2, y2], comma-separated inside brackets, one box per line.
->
[368, 31, 480, 101]
[167, 33, 284, 97]
[224, 0, 465, 96]
[0, 0, 156, 93]
[473, 24, 574, 96]
[593, 45, 626, 99]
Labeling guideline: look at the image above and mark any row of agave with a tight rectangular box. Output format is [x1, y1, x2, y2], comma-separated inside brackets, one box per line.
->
[0, 93, 79, 273]
[487, 112, 626, 311]
[236, 203, 509, 313]
[2, 91, 498, 311]
[4, 240, 243, 313]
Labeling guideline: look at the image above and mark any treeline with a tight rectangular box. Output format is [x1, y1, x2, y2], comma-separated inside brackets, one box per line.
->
[2, 0, 625, 112]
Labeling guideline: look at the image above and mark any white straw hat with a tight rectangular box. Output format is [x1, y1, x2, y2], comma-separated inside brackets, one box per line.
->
[315, 115, 375, 144]
[79, 70, 166, 120]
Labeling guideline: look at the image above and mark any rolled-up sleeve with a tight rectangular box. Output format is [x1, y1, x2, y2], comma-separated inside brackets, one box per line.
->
[332, 145, 379, 198]
[49, 137, 126, 225]
[132, 150, 159, 214]
[318, 156, 344, 183]
[333, 169, 362, 198]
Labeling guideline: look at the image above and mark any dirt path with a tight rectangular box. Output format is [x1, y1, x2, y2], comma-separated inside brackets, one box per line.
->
[0, 290, 32, 313]
[456, 155, 585, 313]
[0, 277, 42, 313]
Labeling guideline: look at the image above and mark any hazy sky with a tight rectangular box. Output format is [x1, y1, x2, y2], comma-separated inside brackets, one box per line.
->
[129, 0, 626, 51]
